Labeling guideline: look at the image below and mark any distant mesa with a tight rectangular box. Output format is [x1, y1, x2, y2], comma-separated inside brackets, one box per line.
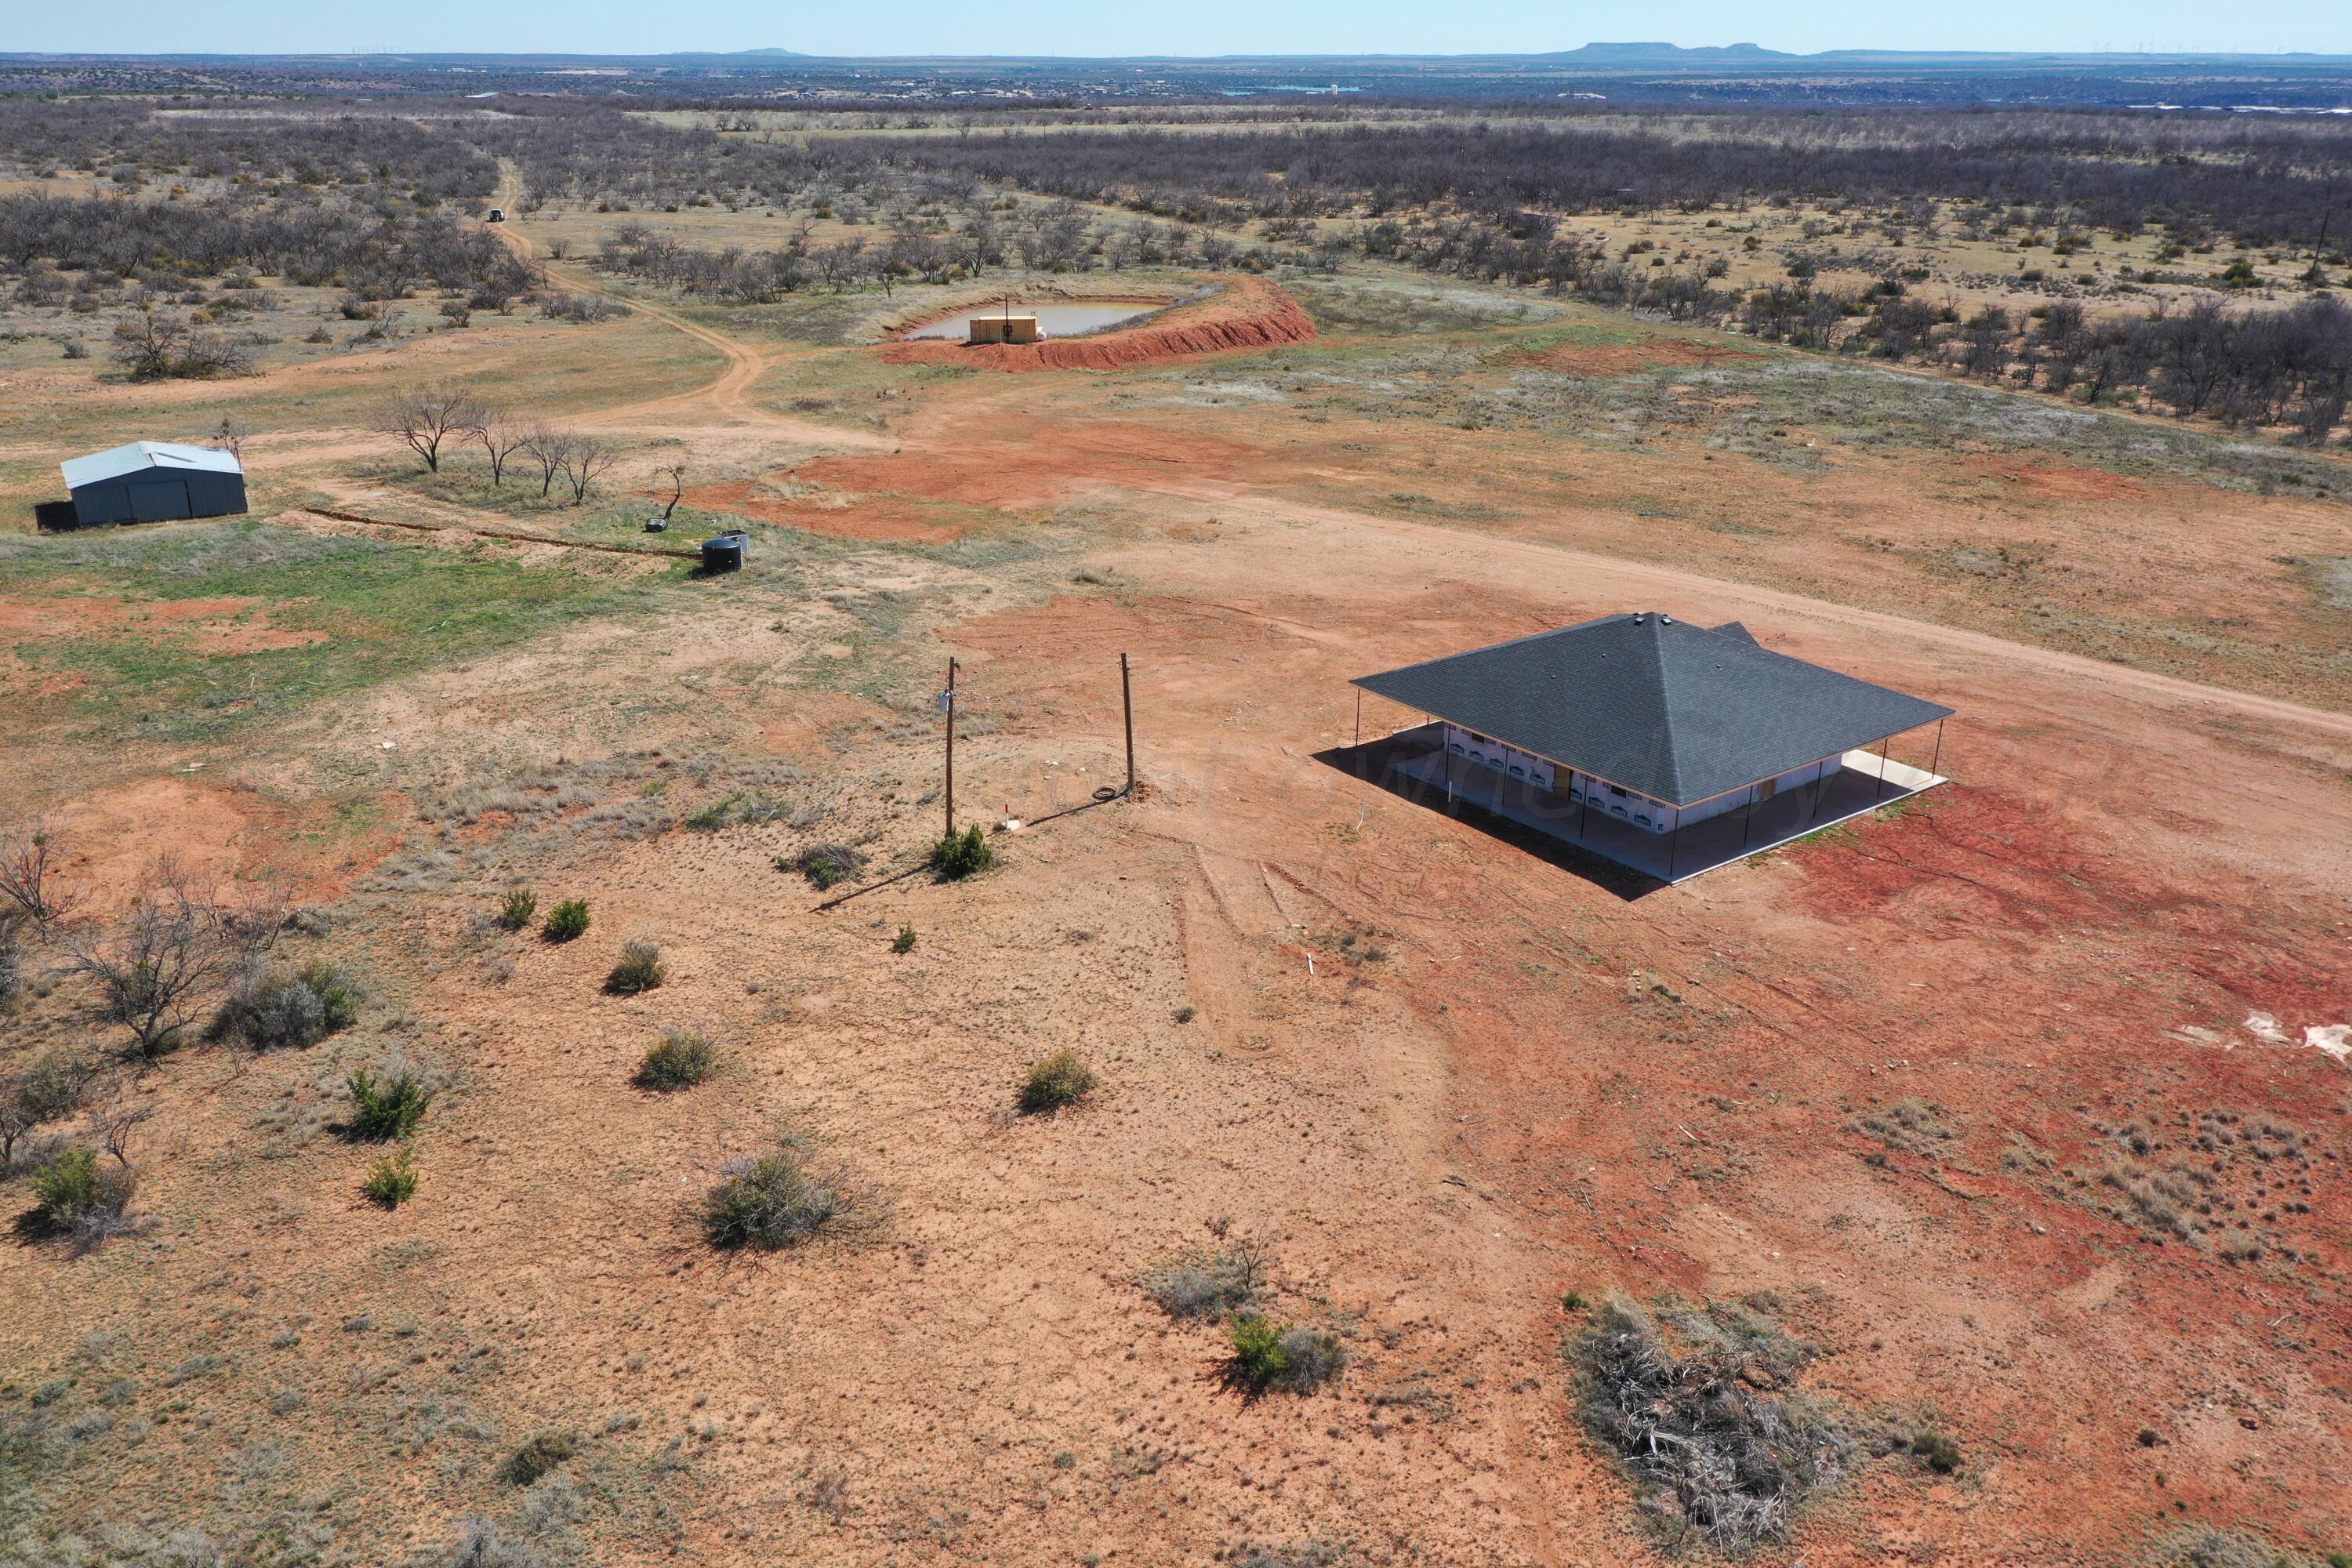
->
[1548, 42, 1795, 64]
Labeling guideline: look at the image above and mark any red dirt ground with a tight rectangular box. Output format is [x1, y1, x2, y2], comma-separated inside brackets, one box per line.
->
[796, 421, 1283, 517]
[675, 480, 969, 543]
[48, 777, 405, 917]
[0, 593, 328, 655]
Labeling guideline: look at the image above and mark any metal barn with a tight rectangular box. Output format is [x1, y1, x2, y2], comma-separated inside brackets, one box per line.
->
[60, 441, 248, 527]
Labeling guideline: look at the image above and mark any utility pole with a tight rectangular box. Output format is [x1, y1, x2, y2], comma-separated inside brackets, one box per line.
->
[943, 657, 959, 838]
[1120, 652, 1135, 797]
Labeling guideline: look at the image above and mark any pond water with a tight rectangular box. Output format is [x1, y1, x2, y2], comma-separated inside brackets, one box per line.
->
[903, 301, 1162, 340]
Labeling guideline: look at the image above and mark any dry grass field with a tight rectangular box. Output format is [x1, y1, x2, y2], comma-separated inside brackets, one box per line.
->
[2, 188, 2350, 1568]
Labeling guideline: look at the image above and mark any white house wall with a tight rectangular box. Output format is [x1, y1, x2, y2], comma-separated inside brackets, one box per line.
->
[1441, 720, 1843, 835]
[1443, 724, 1555, 791]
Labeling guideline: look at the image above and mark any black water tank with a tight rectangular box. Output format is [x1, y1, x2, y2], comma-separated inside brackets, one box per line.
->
[701, 532, 749, 572]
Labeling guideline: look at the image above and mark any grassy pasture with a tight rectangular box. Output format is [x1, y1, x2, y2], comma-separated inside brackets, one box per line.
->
[0, 521, 665, 742]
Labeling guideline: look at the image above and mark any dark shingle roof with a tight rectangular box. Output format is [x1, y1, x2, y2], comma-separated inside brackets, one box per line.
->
[1353, 613, 1951, 807]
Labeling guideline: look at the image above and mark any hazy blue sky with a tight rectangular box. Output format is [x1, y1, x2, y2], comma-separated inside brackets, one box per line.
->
[13, 1, 2351, 60]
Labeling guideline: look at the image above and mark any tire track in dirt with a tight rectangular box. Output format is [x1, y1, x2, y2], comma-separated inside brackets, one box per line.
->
[487, 166, 890, 452]
[1156, 487, 2352, 744]
[1176, 844, 1290, 1058]
[1173, 838, 1571, 1567]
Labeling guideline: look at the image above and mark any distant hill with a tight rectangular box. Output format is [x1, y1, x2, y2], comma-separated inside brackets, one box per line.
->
[1541, 42, 1795, 64]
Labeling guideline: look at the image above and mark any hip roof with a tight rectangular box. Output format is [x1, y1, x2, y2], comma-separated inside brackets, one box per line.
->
[1352, 613, 1951, 808]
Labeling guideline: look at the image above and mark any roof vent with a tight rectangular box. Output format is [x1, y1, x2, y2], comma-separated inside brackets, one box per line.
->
[1661, 615, 1674, 624]
[1630, 612, 1646, 624]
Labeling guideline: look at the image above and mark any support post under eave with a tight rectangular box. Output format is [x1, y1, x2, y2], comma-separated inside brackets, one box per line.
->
[1873, 736, 1892, 802]
[1929, 717, 1945, 781]
[1668, 820, 1680, 880]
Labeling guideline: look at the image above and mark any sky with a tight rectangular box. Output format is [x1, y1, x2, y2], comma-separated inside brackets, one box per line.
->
[11, 0, 2352, 60]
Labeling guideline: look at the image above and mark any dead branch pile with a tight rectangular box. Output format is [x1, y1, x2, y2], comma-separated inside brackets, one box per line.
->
[1574, 1296, 1852, 1549]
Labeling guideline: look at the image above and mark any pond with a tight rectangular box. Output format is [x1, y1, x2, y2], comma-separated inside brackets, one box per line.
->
[902, 301, 1163, 340]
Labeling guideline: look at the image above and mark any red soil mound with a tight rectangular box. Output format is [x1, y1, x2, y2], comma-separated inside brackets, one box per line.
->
[880, 276, 1315, 372]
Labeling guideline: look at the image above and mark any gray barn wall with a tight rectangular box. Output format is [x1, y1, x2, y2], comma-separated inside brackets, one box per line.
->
[70, 469, 248, 526]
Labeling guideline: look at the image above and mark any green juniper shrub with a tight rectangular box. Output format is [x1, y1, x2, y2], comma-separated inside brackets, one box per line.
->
[635, 1029, 717, 1090]
[604, 940, 666, 996]
[1225, 1313, 1348, 1395]
[1018, 1049, 1095, 1114]
[361, 1145, 418, 1208]
[1911, 1431, 1962, 1474]
[28, 1148, 135, 1242]
[301, 960, 361, 1033]
[542, 899, 590, 942]
[702, 1140, 847, 1250]
[502, 1431, 575, 1486]
[1563, 1289, 1588, 1312]
[495, 888, 538, 931]
[682, 797, 735, 833]
[891, 924, 917, 955]
[1173, 1004, 1197, 1024]
[346, 1069, 430, 1142]
[793, 843, 869, 891]
[931, 823, 995, 880]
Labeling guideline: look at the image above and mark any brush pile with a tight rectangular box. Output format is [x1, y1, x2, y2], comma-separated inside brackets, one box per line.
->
[1575, 1296, 1852, 1548]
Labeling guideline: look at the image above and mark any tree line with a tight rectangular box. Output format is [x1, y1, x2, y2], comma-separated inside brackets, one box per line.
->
[373, 383, 622, 505]
[855, 113, 2352, 255]
[0, 196, 534, 301]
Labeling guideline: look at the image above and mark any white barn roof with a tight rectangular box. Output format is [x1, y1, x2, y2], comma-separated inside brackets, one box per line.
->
[61, 441, 245, 489]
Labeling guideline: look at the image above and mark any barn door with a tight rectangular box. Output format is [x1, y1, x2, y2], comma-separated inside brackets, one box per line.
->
[128, 481, 189, 521]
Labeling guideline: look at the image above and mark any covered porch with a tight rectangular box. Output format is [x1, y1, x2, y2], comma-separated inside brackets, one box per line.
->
[1352, 721, 1947, 885]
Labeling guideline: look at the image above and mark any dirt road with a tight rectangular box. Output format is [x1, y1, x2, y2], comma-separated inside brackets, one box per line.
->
[489, 169, 891, 451]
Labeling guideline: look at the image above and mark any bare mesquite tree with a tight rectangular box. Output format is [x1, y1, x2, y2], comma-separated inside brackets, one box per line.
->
[212, 415, 252, 463]
[656, 462, 688, 521]
[57, 858, 285, 1062]
[85, 1074, 159, 1170]
[476, 415, 534, 486]
[376, 383, 488, 474]
[521, 426, 575, 498]
[108, 306, 253, 381]
[558, 437, 618, 506]
[0, 818, 74, 928]
[0, 818, 72, 1007]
